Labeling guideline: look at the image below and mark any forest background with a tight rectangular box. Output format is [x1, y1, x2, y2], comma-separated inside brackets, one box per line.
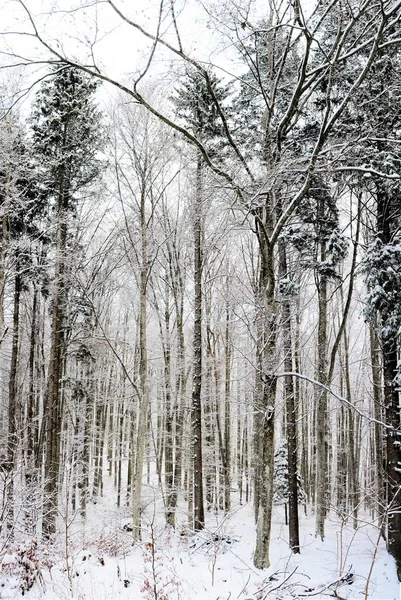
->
[0, 0, 401, 597]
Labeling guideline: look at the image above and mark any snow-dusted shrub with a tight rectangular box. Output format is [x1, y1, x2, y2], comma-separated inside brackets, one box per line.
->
[0, 539, 45, 596]
[140, 524, 181, 600]
[91, 527, 133, 557]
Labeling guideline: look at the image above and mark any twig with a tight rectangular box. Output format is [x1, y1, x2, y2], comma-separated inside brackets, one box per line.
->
[264, 566, 298, 597]
[297, 571, 354, 597]
[237, 573, 250, 598]
[253, 571, 280, 593]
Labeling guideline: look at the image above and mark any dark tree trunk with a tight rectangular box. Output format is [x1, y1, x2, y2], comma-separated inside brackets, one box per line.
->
[164, 277, 175, 526]
[7, 255, 21, 467]
[28, 285, 39, 468]
[43, 160, 69, 539]
[6, 253, 22, 533]
[224, 302, 232, 513]
[376, 182, 401, 579]
[192, 154, 205, 530]
[315, 205, 329, 540]
[383, 348, 401, 577]
[278, 239, 300, 553]
[369, 322, 384, 518]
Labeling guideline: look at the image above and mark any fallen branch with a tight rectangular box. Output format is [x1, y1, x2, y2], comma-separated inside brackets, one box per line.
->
[297, 571, 354, 597]
[260, 567, 299, 599]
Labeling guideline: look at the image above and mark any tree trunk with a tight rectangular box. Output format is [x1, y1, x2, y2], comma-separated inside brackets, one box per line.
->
[224, 301, 232, 513]
[383, 347, 401, 578]
[369, 322, 384, 519]
[6, 253, 22, 532]
[81, 357, 95, 518]
[43, 167, 69, 538]
[164, 277, 175, 526]
[253, 225, 277, 569]
[376, 182, 401, 579]
[315, 242, 329, 541]
[132, 183, 150, 540]
[342, 326, 358, 529]
[0, 198, 9, 332]
[278, 240, 300, 553]
[192, 154, 205, 530]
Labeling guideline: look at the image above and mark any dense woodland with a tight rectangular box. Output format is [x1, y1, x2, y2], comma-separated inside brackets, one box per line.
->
[1, 0, 401, 591]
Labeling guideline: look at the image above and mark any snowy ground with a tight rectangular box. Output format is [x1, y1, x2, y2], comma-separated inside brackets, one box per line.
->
[1, 487, 399, 599]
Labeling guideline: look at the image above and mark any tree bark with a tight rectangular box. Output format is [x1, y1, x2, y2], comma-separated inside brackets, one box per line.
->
[253, 219, 277, 569]
[132, 182, 150, 540]
[315, 234, 329, 540]
[43, 158, 69, 538]
[376, 182, 401, 579]
[224, 301, 232, 513]
[6, 252, 22, 532]
[369, 321, 384, 519]
[192, 154, 205, 530]
[278, 240, 300, 553]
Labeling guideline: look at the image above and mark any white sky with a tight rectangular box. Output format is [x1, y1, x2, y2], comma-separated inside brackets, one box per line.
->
[0, 0, 228, 104]
[0, 0, 318, 113]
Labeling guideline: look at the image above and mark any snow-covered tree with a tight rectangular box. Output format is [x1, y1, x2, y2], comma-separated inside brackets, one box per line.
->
[362, 196, 401, 577]
[30, 66, 103, 537]
[273, 440, 306, 508]
[173, 68, 229, 531]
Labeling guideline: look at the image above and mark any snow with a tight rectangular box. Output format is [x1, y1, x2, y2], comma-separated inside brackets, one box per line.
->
[3, 489, 394, 600]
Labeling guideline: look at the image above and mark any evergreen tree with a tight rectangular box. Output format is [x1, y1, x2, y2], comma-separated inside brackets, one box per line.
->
[30, 66, 102, 537]
[282, 178, 348, 540]
[173, 67, 229, 530]
[354, 23, 401, 577]
[362, 191, 401, 578]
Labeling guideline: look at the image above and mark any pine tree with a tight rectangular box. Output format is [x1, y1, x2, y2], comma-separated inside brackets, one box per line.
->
[362, 206, 401, 578]
[352, 25, 401, 578]
[30, 66, 102, 538]
[281, 178, 347, 540]
[174, 67, 229, 530]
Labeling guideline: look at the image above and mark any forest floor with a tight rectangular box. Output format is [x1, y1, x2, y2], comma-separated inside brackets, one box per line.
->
[1, 482, 399, 599]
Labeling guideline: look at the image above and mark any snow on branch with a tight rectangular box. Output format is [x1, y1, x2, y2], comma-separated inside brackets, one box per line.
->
[275, 371, 392, 429]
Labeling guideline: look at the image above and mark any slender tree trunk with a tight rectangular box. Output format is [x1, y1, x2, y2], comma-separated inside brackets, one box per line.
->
[93, 401, 104, 499]
[6, 254, 22, 532]
[132, 184, 150, 540]
[0, 199, 9, 332]
[224, 302, 232, 513]
[369, 322, 384, 519]
[81, 357, 95, 518]
[342, 325, 358, 528]
[27, 285, 39, 468]
[25, 283, 40, 532]
[192, 154, 205, 530]
[168, 265, 186, 523]
[253, 303, 263, 524]
[278, 240, 300, 553]
[164, 278, 175, 526]
[43, 165, 69, 538]
[315, 241, 329, 541]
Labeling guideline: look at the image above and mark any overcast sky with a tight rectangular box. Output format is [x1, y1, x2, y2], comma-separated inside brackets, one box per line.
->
[0, 0, 318, 114]
[0, 0, 233, 114]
